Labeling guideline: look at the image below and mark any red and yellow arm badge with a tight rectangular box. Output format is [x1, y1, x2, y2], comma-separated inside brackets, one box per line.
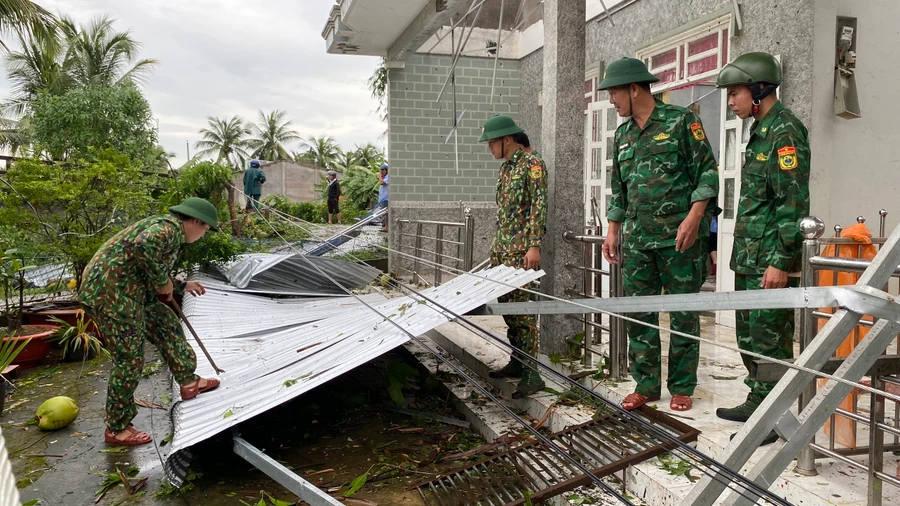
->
[777, 146, 798, 170]
[690, 122, 706, 141]
[529, 160, 543, 180]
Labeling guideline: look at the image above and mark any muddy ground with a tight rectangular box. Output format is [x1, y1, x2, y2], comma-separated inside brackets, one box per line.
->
[2, 347, 498, 506]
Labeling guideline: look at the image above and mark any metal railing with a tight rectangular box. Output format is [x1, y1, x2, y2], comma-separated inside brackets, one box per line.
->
[396, 208, 475, 286]
[793, 210, 900, 505]
[563, 224, 627, 378]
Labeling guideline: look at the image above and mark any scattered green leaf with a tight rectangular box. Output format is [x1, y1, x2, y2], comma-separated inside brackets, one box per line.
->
[343, 472, 368, 497]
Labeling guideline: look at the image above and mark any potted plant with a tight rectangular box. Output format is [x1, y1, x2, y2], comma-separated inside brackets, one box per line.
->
[47, 309, 108, 363]
[0, 334, 31, 415]
[1, 249, 57, 367]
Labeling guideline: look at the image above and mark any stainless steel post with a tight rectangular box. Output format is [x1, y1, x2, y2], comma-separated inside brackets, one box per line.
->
[867, 375, 885, 506]
[582, 229, 594, 367]
[879, 209, 888, 239]
[795, 216, 825, 475]
[434, 224, 444, 286]
[594, 223, 603, 360]
[413, 222, 423, 281]
[829, 224, 842, 452]
[463, 208, 475, 271]
[611, 228, 628, 379]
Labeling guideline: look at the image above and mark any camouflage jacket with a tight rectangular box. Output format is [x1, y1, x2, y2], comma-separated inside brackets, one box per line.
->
[608, 101, 719, 250]
[731, 101, 810, 274]
[492, 149, 548, 257]
[79, 214, 186, 309]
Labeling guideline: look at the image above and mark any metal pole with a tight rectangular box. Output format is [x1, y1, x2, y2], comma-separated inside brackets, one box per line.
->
[611, 228, 627, 379]
[594, 222, 603, 356]
[463, 208, 475, 271]
[879, 209, 888, 239]
[583, 229, 594, 367]
[233, 436, 343, 506]
[867, 375, 885, 506]
[413, 222, 423, 281]
[796, 216, 824, 475]
[435, 224, 444, 286]
[828, 224, 842, 453]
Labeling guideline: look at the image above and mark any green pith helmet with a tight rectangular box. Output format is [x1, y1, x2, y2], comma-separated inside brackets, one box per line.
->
[478, 115, 524, 142]
[716, 52, 782, 88]
[597, 57, 659, 90]
[169, 197, 219, 231]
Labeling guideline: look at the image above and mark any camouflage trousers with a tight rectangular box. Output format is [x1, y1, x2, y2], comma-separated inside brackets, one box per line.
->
[622, 242, 705, 397]
[735, 274, 798, 402]
[90, 300, 199, 432]
[491, 252, 539, 361]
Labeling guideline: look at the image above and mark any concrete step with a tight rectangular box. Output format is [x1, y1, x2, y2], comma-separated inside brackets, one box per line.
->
[413, 317, 900, 506]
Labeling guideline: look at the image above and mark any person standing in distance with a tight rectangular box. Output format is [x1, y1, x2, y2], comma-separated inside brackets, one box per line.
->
[714, 52, 810, 446]
[243, 160, 266, 212]
[599, 57, 719, 413]
[479, 115, 548, 399]
[326, 170, 342, 225]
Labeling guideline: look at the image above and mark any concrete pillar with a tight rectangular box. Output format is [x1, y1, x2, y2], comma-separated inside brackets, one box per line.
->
[539, 0, 585, 356]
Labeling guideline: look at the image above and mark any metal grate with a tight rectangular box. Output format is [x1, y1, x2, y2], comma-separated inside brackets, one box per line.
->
[414, 409, 699, 506]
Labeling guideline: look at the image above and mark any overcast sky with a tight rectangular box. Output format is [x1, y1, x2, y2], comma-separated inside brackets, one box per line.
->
[0, 0, 384, 167]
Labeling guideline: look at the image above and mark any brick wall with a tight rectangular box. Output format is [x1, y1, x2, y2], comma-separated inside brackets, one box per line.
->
[387, 53, 522, 274]
[388, 53, 522, 202]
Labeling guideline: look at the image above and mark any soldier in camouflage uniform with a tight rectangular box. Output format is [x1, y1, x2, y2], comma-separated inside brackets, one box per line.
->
[599, 58, 719, 412]
[79, 198, 222, 445]
[479, 115, 548, 399]
[714, 53, 810, 446]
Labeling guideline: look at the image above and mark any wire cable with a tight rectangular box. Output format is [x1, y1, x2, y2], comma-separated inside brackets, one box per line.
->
[250, 205, 640, 505]
[249, 202, 792, 506]
[229, 184, 895, 405]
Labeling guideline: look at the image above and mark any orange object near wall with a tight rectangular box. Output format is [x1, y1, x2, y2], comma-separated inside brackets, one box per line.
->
[817, 223, 877, 449]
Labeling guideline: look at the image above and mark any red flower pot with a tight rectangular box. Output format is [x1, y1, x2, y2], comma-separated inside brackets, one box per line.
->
[2, 324, 58, 368]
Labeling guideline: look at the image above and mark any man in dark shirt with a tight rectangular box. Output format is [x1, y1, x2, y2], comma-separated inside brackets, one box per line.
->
[326, 170, 342, 224]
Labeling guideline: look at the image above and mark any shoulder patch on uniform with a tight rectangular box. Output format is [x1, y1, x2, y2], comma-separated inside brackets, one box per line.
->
[690, 122, 706, 141]
[778, 146, 798, 170]
[530, 163, 543, 180]
[756, 153, 768, 162]
[653, 133, 670, 141]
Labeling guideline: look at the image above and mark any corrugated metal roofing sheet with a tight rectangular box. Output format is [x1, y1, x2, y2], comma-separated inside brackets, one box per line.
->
[162, 265, 542, 484]
[214, 253, 381, 294]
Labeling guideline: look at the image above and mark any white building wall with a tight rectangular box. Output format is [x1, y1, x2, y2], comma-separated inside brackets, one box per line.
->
[810, 0, 900, 232]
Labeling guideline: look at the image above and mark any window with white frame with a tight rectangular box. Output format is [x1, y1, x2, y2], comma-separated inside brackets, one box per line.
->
[584, 67, 599, 111]
[636, 15, 731, 93]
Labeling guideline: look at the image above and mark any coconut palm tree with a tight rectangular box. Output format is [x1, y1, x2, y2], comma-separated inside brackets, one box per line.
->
[62, 14, 157, 87]
[195, 115, 250, 170]
[332, 148, 361, 173]
[247, 109, 300, 162]
[0, 0, 55, 51]
[298, 135, 339, 170]
[354, 142, 385, 169]
[3, 14, 156, 117]
[3, 25, 70, 115]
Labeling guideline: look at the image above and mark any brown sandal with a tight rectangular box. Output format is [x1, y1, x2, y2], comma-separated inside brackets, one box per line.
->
[621, 392, 660, 411]
[670, 394, 693, 412]
[104, 425, 152, 446]
[180, 377, 220, 400]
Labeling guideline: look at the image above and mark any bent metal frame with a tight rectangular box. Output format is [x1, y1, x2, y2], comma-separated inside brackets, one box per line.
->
[478, 217, 900, 506]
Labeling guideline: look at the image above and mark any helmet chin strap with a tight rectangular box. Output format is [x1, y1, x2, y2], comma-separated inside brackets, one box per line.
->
[750, 83, 778, 116]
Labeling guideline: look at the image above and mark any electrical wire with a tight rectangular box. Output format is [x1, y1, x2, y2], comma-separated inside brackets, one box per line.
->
[249, 205, 640, 505]
[241, 196, 791, 506]
[229, 184, 896, 405]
